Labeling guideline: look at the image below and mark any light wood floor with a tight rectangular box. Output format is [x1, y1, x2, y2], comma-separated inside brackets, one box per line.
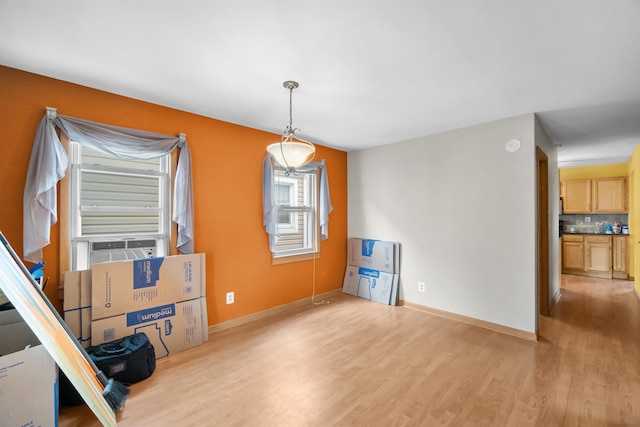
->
[59, 275, 640, 426]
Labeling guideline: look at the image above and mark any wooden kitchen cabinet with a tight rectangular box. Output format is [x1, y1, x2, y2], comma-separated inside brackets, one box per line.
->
[561, 177, 627, 213]
[612, 235, 629, 279]
[562, 235, 584, 271]
[561, 179, 591, 213]
[592, 177, 627, 212]
[562, 234, 626, 280]
[584, 235, 611, 278]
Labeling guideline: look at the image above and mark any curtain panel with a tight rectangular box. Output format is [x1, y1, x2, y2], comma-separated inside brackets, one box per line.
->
[23, 113, 194, 262]
[262, 154, 333, 253]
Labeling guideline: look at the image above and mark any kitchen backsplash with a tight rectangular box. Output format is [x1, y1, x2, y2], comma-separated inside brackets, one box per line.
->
[560, 213, 628, 233]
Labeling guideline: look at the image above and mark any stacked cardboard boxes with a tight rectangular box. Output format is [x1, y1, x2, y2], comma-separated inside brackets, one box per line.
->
[64, 254, 209, 359]
[63, 270, 91, 348]
[342, 238, 401, 305]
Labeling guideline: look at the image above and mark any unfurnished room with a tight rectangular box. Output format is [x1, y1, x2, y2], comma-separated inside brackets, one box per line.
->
[0, 1, 639, 426]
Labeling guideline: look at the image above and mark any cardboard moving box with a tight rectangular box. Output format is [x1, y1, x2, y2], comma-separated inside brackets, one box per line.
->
[347, 238, 400, 274]
[91, 253, 206, 321]
[344, 238, 401, 305]
[0, 310, 58, 427]
[63, 269, 92, 348]
[91, 297, 208, 359]
[342, 266, 399, 306]
[0, 308, 39, 355]
[62, 270, 81, 341]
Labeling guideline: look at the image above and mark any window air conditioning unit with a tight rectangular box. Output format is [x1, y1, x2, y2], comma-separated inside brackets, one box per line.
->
[90, 239, 157, 265]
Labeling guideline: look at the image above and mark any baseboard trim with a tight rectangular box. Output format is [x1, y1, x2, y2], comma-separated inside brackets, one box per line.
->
[400, 300, 538, 342]
[208, 289, 343, 335]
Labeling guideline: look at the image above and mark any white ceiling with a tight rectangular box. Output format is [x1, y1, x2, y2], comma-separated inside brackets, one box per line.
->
[1, 1, 639, 168]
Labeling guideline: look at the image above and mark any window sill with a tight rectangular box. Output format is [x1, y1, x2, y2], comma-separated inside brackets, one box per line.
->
[272, 251, 319, 265]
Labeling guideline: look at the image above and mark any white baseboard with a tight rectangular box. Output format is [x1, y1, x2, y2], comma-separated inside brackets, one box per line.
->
[208, 289, 343, 334]
[400, 300, 538, 342]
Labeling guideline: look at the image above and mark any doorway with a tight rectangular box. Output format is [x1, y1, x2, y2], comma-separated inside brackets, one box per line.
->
[537, 147, 550, 316]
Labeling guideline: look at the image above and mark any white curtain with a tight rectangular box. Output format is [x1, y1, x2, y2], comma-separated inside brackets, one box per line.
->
[262, 154, 333, 253]
[23, 113, 194, 262]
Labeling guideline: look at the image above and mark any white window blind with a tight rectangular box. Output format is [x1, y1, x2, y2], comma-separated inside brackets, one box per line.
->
[69, 142, 170, 269]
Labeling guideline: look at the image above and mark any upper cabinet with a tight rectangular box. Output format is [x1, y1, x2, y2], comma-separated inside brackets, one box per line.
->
[561, 176, 627, 213]
[562, 179, 591, 213]
[592, 177, 627, 212]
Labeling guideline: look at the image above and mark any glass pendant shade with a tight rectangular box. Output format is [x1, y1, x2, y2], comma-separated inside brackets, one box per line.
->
[267, 81, 316, 171]
[267, 139, 315, 170]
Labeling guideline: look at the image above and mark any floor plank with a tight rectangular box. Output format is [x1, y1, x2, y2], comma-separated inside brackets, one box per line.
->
[58, 275, 640, 426]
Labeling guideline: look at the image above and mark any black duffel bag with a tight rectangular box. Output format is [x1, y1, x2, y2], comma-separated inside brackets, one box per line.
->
[59, 332, 156, 406]
[88, 332, 156, 384]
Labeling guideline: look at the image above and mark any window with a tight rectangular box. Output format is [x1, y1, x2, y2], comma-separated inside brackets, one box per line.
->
[68, 141, 170, 270]
[262, 157, 331, 263]
[273, 168, 317, 258]
[275, 177, 298, 233]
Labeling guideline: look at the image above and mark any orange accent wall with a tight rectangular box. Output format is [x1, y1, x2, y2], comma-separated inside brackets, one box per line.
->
[0, 65, 348, 324]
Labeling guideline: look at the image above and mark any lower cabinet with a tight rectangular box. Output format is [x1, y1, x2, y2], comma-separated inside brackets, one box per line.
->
[584, 235, 611, 278]
[612, 235, 630, 280]
[562, 235, 584, 270]
[562, 234, 629, 279]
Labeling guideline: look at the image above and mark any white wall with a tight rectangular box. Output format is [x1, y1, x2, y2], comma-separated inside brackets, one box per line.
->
[348, 114, 538, 333]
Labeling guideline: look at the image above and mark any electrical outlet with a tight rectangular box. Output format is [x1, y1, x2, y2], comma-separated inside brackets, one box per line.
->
[226, 292, 234, 304]
[585, 216, 591, 222]
[418, 281, 425, 292]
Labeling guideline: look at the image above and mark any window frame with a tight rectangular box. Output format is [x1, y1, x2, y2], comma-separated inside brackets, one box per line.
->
[271, 166, 320, 264]
[66, 140, 171, 270]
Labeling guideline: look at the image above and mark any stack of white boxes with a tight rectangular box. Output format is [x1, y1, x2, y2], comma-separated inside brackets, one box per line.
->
[64, 253, 208, 359]
[0, 309, 58, 426]
[342, 238, 401, 305]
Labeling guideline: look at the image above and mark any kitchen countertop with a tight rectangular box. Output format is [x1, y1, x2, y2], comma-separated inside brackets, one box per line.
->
[562, 232, 628, 236]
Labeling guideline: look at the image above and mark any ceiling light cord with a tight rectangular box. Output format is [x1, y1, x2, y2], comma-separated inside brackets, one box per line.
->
[281, 81, 301, 174]
[267, 81, 315, 175]
[311, 249, 329, 305]
[288, 83, 294, 133]
[280, 80, 306, 176]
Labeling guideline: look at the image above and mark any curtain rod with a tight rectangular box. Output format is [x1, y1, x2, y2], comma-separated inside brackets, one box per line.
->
[46, 106, 57, 119]
[45, 106, 186, 143]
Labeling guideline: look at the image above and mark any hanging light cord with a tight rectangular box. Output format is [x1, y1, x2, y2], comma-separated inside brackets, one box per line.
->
[283, 80, 301, 138]
[287, 84, 294, 133]
[270, 80, 315, 176]
[279, 83, 297, 173]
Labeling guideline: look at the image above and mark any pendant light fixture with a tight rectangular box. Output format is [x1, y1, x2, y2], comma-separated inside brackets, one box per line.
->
[267, 81, 315, 174]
